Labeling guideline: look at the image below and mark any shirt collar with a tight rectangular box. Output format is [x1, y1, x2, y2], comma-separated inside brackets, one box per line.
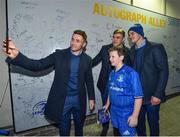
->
[135, 39, 146, 50]
[70, 49, 82, 56]
[113, 64, 125, 73]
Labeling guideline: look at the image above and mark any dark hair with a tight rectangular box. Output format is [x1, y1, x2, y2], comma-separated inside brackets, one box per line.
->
[108, 46, 126, 57]
[113, 28, 125, 37]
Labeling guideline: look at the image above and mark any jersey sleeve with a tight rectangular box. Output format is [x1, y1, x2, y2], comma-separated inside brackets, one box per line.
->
[130, 71, 143, 98]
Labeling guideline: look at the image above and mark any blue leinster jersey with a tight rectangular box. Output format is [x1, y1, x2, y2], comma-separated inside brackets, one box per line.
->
[109, 64, 143, 109]
[108, 64, 143, 136]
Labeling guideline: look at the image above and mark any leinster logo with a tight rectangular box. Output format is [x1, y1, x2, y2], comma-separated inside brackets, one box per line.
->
[117, 75, 123, 82]
[32, 101, 47, 116]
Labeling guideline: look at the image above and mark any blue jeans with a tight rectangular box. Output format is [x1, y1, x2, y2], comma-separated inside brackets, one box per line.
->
[59, 95, 84, 136]
[136, 104, 160, 136]
[100, 88, 109, 135]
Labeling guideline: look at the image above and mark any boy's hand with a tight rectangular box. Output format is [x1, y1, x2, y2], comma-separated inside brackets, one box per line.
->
[127, 115, 138, 127]
[103, 104, 109, 112]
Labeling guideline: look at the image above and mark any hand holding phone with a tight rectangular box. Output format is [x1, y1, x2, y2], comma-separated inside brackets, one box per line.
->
[3, 38, 19, 59]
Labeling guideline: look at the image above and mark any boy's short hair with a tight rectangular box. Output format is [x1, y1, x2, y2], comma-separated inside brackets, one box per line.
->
[113, 29, 125, 37]
[108, 46, 126, 57]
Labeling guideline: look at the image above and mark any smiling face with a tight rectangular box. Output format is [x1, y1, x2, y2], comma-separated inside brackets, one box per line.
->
[70, 33, 86, 54]
[109, 50, 124, 68]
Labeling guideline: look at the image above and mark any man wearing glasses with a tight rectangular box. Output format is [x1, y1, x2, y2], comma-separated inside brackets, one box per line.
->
[92, 29, 131, 136]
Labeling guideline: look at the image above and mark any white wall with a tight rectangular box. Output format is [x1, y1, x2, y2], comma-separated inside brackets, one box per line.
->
[0, 0, 13, 127]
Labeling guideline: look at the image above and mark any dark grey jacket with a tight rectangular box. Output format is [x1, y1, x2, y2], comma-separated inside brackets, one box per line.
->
[129, 40, 169, 104]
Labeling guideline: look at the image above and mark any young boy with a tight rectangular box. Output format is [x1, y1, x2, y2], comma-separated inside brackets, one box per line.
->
[104, 46, 143, 136]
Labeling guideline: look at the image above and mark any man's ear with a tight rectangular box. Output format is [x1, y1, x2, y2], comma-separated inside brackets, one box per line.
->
[120, 55, 124, 61]
[82, 42, 87, 48]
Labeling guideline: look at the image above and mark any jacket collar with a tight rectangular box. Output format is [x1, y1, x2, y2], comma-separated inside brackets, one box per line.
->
[130, 38, 151, 65]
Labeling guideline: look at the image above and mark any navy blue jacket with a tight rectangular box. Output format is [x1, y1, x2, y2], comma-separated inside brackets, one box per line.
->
[129, 40, 169, 104]
[6, 48, 95, 123]
[92, 44, 131, 93]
